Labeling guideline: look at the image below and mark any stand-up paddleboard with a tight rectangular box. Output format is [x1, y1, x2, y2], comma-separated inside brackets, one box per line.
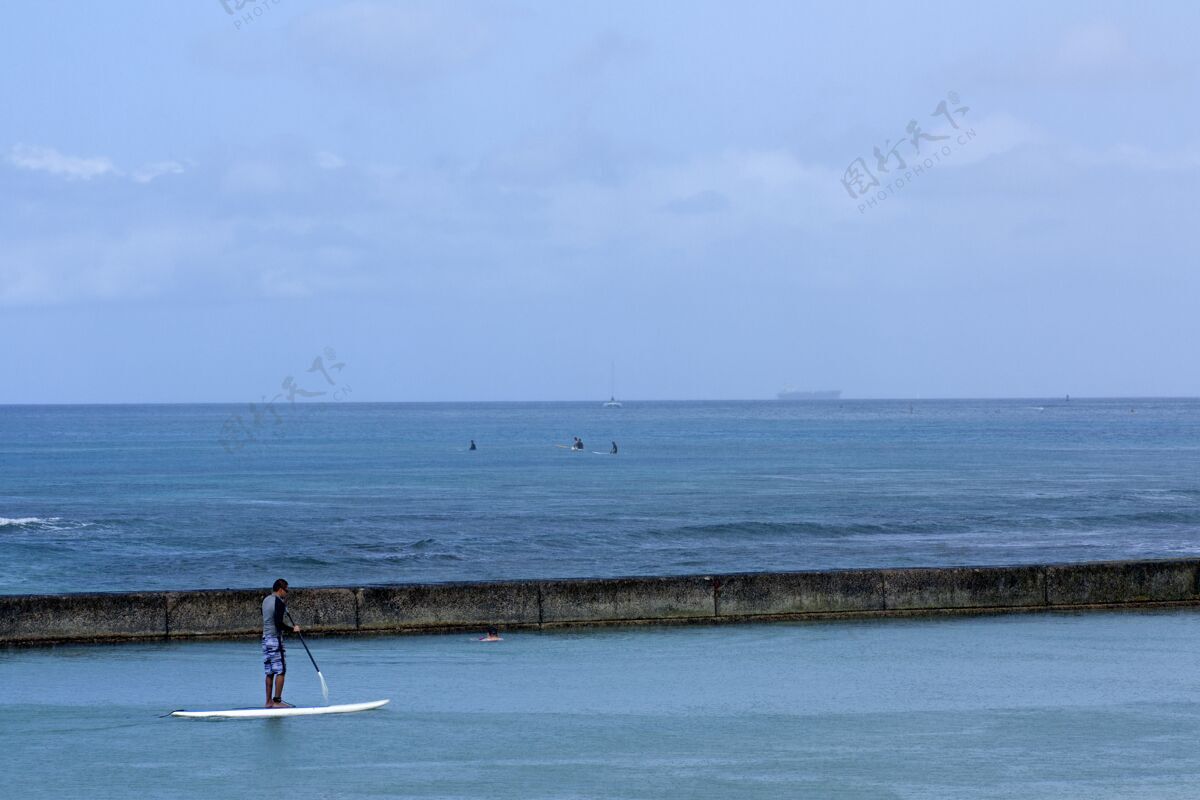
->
[171, 699, 388, 719]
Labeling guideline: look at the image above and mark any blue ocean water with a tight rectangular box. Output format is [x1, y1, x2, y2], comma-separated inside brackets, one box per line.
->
[5, 612, 1200, 799]
[1, 399, 1198, 594]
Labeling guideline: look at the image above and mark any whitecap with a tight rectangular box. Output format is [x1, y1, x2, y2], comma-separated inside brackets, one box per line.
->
[0, 517, 90, 533]
[0, 517, 58, 527]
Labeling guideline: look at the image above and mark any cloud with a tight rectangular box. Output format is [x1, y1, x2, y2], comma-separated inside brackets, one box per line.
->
[0, 223, 233, 305]
[1055, 22, 1133, 74]
[939, 113, 1041, 167]
[7, 144, 117, 180]
[6, 144, 187, 184]
[290, 1, 491, 84]
[569, 30, 642, 77]
[257, 266, 314, 299]
[660, 189, 729, 215]
[131, 161, 186, 183]
[533, 148, 844, 250]
[1068, 143, 1200, 171]
[1042, 20, 1180, 86]
[965, 19, 1177, 91]
[315, 151, 346, 170]
[221, 161, 287, 193]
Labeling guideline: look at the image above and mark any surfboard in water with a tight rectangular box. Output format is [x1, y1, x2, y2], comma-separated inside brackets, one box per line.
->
[171, 699, 389, 719]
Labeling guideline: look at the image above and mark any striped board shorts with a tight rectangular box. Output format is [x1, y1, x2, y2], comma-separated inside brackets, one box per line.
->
[262, 635, 286, 675]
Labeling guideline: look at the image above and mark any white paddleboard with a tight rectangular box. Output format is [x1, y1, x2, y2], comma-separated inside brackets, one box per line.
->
[171, 699, 389, 719]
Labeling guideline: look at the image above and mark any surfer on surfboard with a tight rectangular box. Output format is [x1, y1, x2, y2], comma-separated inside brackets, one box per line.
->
[572, 437, 585, 451]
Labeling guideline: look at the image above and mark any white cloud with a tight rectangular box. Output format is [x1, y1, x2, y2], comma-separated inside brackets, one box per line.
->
[315, 151, 346, 170]
[1055, 22, 1133, 74]
[7, 144, 117, 180]
[291, 1, 490, 84]
[938, 113, 1041, 167]
[1068, 143, 1200, 171]
[0, 223, 233, 306]
[131, 161, 186, 183]
[257, 267, 313, 299]
[7, 145, 187, 184]
[568, 30, 642, 77]
[534, 149, 844, 250]
[221, 161, 286, 193]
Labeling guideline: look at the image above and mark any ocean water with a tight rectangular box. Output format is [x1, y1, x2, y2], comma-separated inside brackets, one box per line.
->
[4, 611, 1200, 799]
[1, 399, 1198, 595]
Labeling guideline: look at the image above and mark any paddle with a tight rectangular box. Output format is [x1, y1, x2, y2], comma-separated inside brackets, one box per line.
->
[285, 609, 330, 705]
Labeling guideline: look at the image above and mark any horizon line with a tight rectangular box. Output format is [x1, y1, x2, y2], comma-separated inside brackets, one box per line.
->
[2, 395, 1197, 407]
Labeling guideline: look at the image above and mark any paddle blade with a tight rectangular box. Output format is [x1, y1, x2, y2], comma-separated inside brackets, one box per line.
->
[318, 671, 330, 705]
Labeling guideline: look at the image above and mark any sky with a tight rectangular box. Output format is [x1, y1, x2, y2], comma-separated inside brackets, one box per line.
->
[2, 0, 1198, 402]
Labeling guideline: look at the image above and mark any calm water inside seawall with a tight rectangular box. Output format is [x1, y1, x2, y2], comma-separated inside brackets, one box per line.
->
[4, 612, 1200, 799]
[1, 399, 1198, 594]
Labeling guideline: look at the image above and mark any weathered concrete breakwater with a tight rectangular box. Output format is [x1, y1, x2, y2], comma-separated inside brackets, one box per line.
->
[4, 558, 1200, 646]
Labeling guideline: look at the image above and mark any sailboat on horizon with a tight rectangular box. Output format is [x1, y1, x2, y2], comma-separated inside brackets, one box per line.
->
[603, 362, 622, 408]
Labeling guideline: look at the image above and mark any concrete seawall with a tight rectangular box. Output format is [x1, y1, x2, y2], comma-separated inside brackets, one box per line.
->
[3, 558, 1200, 646]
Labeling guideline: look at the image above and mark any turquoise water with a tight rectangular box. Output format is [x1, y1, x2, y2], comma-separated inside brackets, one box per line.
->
[2, 399, 1199, 594]
[4, 611, 1200, 798]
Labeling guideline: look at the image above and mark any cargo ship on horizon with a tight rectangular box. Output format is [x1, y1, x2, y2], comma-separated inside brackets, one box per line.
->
[776, 389, 842, 400]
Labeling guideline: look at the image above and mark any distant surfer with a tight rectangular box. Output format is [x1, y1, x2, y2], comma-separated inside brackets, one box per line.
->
[262, 578, 300, 708]
[611, 441, 618, 454]
[479, 626, 502, 642]
[469, 439, 476, 451]
[572, 437, 584, 451]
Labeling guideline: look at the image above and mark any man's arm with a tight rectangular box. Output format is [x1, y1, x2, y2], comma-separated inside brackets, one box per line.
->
[274, 596, 299, 634]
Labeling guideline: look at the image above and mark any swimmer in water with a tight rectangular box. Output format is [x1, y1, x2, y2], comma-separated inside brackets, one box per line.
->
[469, 439, 477, 451]
[611, 441, 618, 454]
[479, 626, 502, 642]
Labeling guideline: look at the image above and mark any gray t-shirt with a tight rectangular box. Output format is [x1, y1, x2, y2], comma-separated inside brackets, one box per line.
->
[262, 594, 287, 638]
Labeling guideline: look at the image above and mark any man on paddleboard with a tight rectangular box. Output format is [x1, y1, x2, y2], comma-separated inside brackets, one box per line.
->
[263, 578, 301, 708]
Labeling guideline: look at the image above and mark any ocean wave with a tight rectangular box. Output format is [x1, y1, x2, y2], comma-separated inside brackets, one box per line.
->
[1066, 509, 1200, 527]
[405, 538, 439, 550]
[0, 517, 60, 527]
[0, 516, 91, 533]
[650, 520, 939, 540]
[653, 507, 1200, 541]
